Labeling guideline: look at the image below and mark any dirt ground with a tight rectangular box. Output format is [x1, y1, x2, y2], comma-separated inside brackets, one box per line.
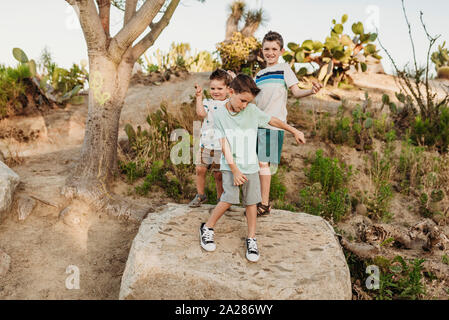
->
[0, 71, 448, 299]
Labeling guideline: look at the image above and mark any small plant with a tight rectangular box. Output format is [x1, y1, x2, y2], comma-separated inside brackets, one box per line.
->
[204, 172, 218, 205]
[119, 160, 146, 183]
[321, 94, 378, 150]
[299, 150, 352, 222]
[375, 256, 426, 300]
[396, 138, 448, 216]
[442, 255, 449, 265]
[364, 141, 395, 221]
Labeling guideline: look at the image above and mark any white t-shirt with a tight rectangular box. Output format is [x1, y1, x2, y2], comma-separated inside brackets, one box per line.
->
[200, 99, 228, 150]
[254, 63, 299, 131]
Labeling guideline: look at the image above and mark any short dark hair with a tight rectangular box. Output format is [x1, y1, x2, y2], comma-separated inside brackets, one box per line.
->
[229, 74, 261, 97]
[210, 68, 232, 86]
[262, 31, 284, 49]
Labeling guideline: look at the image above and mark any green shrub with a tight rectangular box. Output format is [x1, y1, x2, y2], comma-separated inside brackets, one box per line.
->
[270, 171, 287, 201]
[375, 256, 426, 300]
[322, 101, 375, 150]
[0, 64, 29, 118]
[204, 172, 218, 205]
[307, 149, 352, 193]
[119, 160, 146, 183]
[299, 150, 352, 222]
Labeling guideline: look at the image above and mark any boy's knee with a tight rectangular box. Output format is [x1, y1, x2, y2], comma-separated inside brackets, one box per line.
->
[196, 165, 207, 175]
[213, 171, 222, 180]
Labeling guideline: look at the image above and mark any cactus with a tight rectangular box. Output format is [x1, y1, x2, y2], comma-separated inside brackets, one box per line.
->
[12, 48, 29, 63]
[437, 66, 449, 79]
[124, 123, 137, 145]
[12, 48, 38, 77]
[431, 41, 449, 71]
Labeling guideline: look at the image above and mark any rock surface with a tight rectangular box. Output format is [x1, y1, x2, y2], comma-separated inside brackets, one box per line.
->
[0, 249, 11, 276]
[0, 161, 20, 221]
[17, 195, 37, 221]
[119, 203, 352, 300]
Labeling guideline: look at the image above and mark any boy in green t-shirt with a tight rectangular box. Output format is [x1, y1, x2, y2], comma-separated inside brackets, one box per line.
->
[199, 74, 306, 262]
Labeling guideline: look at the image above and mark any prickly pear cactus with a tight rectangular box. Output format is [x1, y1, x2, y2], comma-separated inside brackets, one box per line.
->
[437, 66, 449, 80]
[283, 14, 382, 85]
[12, 48, 29, 63]
[431, 42, 449, 72]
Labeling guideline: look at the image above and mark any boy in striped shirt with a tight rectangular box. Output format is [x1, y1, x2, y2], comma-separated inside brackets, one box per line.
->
[255, 31, 323, 216]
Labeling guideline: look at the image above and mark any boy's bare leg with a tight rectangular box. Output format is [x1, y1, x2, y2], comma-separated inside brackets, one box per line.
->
[195, 165, 207, 195]
[205, 201, 232, 229]
[213, 171, 224, 200]
[259, 162, 271, 206]
[245, 204, 257, 238]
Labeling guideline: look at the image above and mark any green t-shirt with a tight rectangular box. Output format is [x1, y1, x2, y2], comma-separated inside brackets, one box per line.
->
[213, 103, 271, 174]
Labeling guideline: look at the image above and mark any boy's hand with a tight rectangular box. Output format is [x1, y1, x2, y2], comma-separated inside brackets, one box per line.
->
[232, 168, 248, 186]
[311, 82, 323, 94]
[293, 129, 306, 144]
[227, 70, 237, 79]
[195, 83, 203, 98]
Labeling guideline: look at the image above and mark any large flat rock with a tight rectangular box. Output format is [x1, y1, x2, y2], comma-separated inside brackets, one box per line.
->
[119, 203, 352, 300]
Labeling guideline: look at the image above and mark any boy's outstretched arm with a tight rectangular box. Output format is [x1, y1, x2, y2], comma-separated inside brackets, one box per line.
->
[220, 137, 248, 186]
[268, 117, 306, 145]
[195, 83, 207, 119]
[290, 82, 323, 98]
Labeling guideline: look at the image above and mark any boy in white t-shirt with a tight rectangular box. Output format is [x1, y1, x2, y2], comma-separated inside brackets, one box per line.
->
[189, 69, 232, 207]
[254, 31, 323, 216]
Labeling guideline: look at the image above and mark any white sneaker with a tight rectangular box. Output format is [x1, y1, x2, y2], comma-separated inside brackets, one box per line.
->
[199, 223, 216, 252]
[245, 238, 260, 262]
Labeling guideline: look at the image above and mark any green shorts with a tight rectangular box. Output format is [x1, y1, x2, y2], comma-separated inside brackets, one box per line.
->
[256, 128, 284, 164]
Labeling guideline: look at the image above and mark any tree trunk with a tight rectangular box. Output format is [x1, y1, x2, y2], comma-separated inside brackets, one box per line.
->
[240, 21, 260, 38]
[62, 51, 151, 221]
[225, 16, 239, 41]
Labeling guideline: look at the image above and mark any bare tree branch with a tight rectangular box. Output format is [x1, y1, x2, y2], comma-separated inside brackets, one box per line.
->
[124, 0, 138, 26]
[420, 11, 441, 116]
[68, 0, 107, 52]
[96, 0, 111, 37]
[131, 0, 180, 61]
[401, 0, 425, 107]
[108, 0, 166, 63]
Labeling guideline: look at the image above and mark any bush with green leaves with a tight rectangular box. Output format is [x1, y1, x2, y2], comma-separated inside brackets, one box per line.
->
[299, 150, 352, 222]
[0, 64, 31, 118]
[122, 104, 197, 201]
[283, 14, 381, 86]
[134, 160, 193, 201]
[373, 256, 426, 300]
[321, 99, 375, 151]
[396, 138, 448, 217]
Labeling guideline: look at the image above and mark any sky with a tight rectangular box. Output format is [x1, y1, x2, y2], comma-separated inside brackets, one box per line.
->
[0, 0, 448, 74]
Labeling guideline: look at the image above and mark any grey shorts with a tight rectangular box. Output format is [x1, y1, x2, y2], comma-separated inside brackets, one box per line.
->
[220, 171, 261, 206]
